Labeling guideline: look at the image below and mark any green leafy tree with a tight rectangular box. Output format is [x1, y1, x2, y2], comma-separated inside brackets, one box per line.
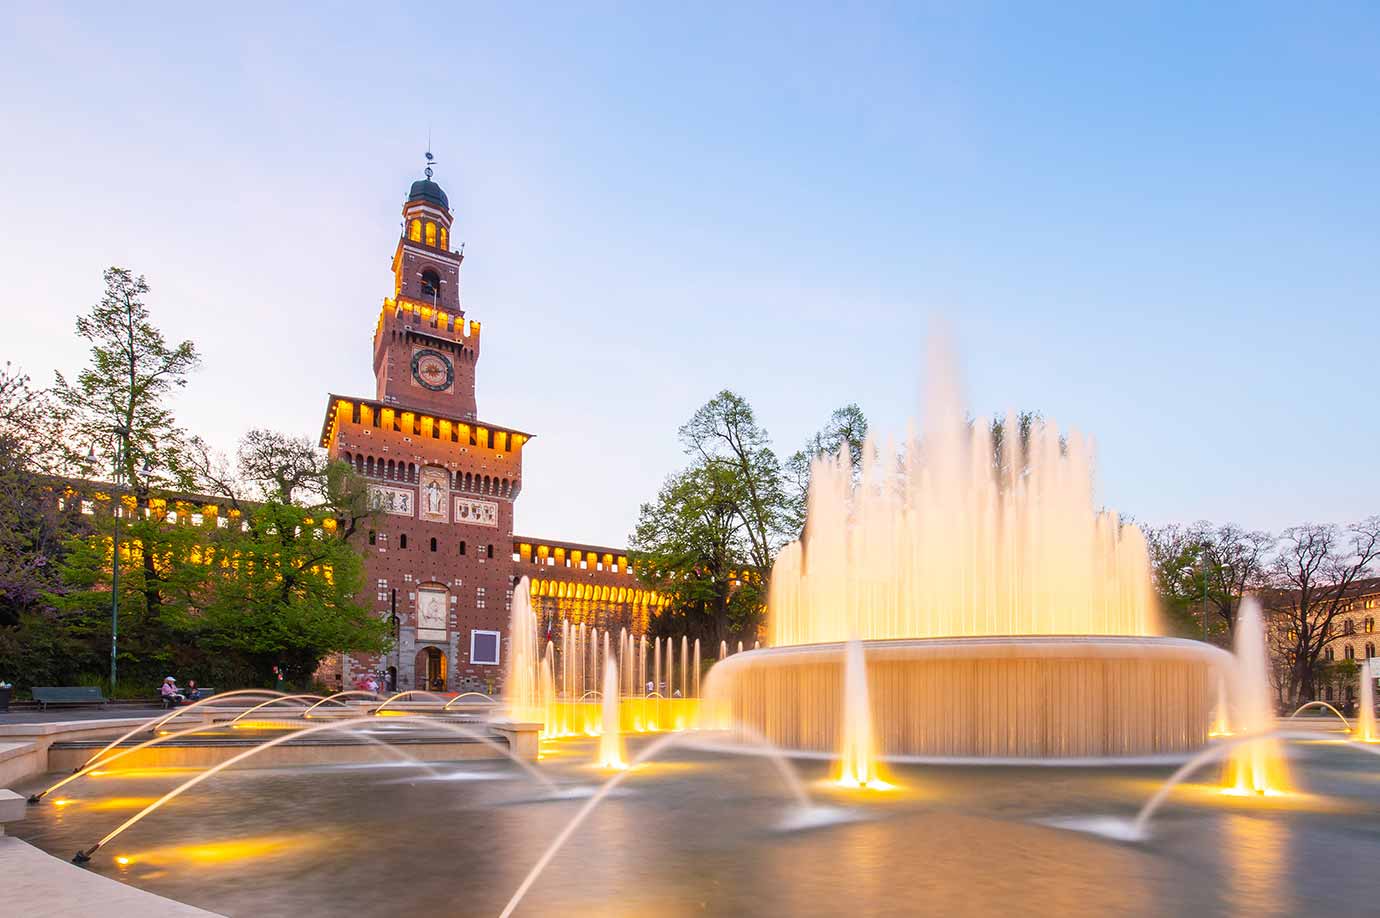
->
[1143, 521, 1273, 644]
[52, 267, 199, 656]
[55, 267, 199, 491]
[186, 430, 386, 685]
[631, 463, 762, 647]
[784, 403, 868, 532]
[631, 391, 797, 646]
[51, 505, 211, 692]
[1144, 523, 1209, 640]
[678, 391, 791, 576]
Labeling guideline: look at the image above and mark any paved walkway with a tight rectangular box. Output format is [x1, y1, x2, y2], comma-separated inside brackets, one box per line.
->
[0, 836, 223, 916]
[0, 705, 164, 725]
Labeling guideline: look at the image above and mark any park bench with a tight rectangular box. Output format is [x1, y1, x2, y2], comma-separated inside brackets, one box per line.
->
[31, 686, 109, 710]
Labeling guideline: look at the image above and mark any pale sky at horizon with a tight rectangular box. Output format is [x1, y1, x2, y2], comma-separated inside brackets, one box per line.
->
[2, 3, 1377, 547]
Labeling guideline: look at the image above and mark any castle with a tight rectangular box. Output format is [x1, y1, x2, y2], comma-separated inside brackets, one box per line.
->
[315, 169, 662, 693]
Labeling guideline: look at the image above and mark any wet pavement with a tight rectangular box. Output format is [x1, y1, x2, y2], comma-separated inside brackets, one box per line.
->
[8, 726, 1380, 917]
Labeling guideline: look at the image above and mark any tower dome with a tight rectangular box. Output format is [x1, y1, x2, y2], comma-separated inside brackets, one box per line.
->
[407, 178, 449, 210]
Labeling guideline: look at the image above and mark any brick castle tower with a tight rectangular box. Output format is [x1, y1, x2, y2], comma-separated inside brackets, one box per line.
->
[316, 160, 663, 696]
[318, 161, 530, 692]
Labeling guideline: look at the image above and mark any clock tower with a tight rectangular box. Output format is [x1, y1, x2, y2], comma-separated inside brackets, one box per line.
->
[374, 166, 479, 419]
[318, 160, 531, 694]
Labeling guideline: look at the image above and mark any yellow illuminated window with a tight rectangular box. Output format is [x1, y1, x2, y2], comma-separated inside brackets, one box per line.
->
[425, 222, 437, 246]
[409, 220, 422, 242]
[439, 226, 448, 249]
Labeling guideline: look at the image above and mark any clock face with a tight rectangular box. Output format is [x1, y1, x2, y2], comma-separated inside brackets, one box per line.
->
[411, 349, 454, 392]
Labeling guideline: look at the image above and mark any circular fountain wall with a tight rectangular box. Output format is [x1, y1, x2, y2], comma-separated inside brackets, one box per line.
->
[706, 637, 1231, 761]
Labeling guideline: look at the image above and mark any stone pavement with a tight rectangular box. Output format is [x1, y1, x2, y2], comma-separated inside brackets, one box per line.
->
[0, 704, 165, 725]
[0, 835, 223, 917]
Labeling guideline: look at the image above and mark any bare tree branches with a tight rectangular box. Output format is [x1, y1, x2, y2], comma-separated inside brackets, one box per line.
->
[1270, 517, 1380, 702]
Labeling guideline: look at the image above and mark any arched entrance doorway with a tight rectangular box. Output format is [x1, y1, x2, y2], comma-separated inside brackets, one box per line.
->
[416, 646, 447, 691]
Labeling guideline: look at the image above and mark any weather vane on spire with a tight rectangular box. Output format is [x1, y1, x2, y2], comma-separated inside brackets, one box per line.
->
[424, 130, 436, 181]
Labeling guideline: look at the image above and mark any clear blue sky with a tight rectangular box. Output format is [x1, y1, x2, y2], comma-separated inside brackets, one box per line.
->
[2, 3, 1376, 546]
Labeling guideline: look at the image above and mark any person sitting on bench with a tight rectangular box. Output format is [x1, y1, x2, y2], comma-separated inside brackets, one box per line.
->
[160, 676, 186, 705]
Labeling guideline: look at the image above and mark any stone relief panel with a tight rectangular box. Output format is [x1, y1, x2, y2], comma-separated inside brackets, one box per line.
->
[368, 485, 414, 517]
[416, 587, 448, 642]
[454, 497, 499, 528]
[418, 466, 450, 523]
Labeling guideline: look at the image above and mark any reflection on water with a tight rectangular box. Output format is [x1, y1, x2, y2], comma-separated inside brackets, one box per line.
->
[9, 736, 1380, 917]
[1226, 814, 1293, 917]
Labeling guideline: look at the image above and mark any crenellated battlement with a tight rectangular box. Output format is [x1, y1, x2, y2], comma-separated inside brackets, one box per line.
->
[375, 297, 481, 344]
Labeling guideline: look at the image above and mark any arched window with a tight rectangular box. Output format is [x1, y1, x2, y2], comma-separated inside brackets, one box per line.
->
[439, 226, 448, 249]
[368, 530, 376, 546]
[420, 268, 441, 299]
[425, 222, 437, 246]
[1345, 620, 1356, 635]
[1325, 646, 1335, 661]
[1367, 617, 1375, 633]
[1367, 643, 1375, 659]
[430, 537, 437, 552]
[1345, 644, 1355, 660]
[399, 534, 408, 550]
[1326, 685, 1334, 701]
[409, 219, 422, 242]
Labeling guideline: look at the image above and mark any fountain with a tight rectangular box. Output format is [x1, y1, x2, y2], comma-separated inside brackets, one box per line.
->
[1210, 673, 1232, 736]
[1222, 596, 1288, 795]
[706, 340, 1230, 760]
[540, 652, 557, 737]
[596, 660, 626, 769]
[836, 639, 889, 788]
[1360, 659, 1377, 743]
[505, 576, 541, 724]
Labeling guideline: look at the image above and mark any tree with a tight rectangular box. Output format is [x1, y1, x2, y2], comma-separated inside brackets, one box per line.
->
[630, 464, 761, 647]
[1322, 657, 1361, 709]
[1269, 518, 1380, 704]
[185, 429, 385, 685]
[52, 267, 199, 653]
[631, 392, 795, 646]
[1195, 522, 1274, 638]
[0, 365, 90, 688]
[784, 403, 868, 532]
[1143, 521, 1275, 645]
[678, 391, 791, 576]
[55, 268, 199, 491]
[0, 365, 75, 628]
[50, 502, 211, 691]
[1144, 523, 1208, 639]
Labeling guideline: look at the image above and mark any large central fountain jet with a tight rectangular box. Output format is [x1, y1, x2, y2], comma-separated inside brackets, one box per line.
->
[707, 335, 1229, 762]
[770, 336, 1157, 645]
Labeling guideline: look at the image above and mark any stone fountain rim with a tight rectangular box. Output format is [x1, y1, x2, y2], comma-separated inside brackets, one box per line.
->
[715, 634, 1232, 667]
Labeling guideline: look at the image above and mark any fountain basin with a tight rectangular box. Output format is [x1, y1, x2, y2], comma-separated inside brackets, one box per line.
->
[704, 636, 1230, 761]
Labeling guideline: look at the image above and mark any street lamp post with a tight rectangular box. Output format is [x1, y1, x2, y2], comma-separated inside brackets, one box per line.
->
[98, 427, 130, 693]
[1200, 545, 1211, 644]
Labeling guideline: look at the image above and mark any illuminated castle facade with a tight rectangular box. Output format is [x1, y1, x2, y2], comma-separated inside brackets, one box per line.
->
[316, 171, 663, 693]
